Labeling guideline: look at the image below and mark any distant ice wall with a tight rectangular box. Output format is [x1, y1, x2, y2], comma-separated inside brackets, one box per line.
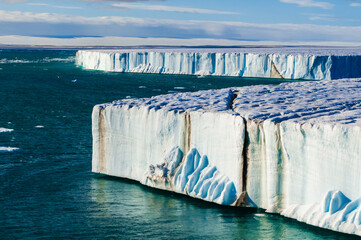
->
[77, 50, 361, 80]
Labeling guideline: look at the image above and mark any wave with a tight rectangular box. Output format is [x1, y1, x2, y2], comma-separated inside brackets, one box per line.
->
[0, 147, 20, 152]
[42, 57, 75, 63]
[0, 59, 32, 64]
[0, 128, 14, 133]
[0, 56, 75, 64]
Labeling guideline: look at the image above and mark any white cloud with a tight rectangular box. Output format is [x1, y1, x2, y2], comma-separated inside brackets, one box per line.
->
[28, 3, 48, 6]
[280, 0, 334, 9]
[0, 10, 361, 42]
[1, 35, 360, 47]
[112, 3, 238, 15]
[0, 0, 163, 2]
[0, 0, 26, 2]
[28, 3, 82, 9]
[307, 13, 338, 21]
[79, 0, 164, 2]
[306, 13, 360, 23]
[350, 3, 361, 7]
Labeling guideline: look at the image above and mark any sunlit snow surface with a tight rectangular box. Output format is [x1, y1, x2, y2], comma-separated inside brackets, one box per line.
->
[93, 78, 361, 236]
[77, 48, 361, 80]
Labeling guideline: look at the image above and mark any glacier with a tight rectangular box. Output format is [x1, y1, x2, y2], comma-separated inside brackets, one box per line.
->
[77, 48, 361, 80]
[92, 78, 361, 236]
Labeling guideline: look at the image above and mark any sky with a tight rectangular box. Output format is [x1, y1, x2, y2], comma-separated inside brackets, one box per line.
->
[1, 0, 361, 45]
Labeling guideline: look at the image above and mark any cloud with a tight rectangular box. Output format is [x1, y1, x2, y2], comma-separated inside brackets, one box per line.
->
[111, 3, 238, 14]
[0, 10, 361, 42]
[280, 0, 334, 9]
[28, 3, 82, 9]
[306, 13, 360, 23]
[350, 3, 361, 7]
[0, 0, 26, 2]
[79, 0, 164, 2]
[1, 35, 361, 47]
[28, 3, 48, 6]
[307, 13, 338, 21]
[0, 0, 163, 2]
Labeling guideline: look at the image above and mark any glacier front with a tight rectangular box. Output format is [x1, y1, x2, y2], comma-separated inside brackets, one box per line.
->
[77, 48, 361, 80]
[92, 78, 361, 236]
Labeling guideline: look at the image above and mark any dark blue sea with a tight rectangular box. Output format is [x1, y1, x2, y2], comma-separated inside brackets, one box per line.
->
[0, 49, 355, 239]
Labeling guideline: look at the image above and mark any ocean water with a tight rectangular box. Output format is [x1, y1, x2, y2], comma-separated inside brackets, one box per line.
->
[0, 49, 355, 239]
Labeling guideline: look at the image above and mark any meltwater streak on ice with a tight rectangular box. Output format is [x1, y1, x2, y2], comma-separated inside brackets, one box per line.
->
[1, 49, 348, 239]
[76, 48, 361, 80]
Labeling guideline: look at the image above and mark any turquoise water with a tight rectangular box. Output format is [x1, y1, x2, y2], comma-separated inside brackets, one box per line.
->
[0, 49, 356, 239]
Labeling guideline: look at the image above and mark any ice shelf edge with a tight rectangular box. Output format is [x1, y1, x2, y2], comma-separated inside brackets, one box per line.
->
[77, 49, 361, 80]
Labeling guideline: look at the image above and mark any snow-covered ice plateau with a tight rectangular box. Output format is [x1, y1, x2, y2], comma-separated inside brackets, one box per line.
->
[77, 48, 361, 80]
[92, 78, 361, 236]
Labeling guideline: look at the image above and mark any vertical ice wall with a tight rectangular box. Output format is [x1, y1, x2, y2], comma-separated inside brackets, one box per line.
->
[242, 120, 361, 212]
[92, 106, 186, 180]
[77, 49, 361, 80]
[232, 79, 361, 211]
[92, 89, 247, 206]
[92, 78, 361, 236]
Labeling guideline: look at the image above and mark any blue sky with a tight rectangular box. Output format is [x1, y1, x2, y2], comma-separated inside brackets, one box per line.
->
[1, 0, 361, 44]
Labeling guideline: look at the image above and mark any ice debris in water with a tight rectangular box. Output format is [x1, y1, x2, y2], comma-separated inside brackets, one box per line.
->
[126, 96, 138, 99]
[0, 128, 14, 133]
[0, 147, 20, 152]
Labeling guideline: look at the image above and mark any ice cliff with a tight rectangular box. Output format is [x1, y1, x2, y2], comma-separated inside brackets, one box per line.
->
[92, 78, 361, 236]
[77, 48, 361, 80]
